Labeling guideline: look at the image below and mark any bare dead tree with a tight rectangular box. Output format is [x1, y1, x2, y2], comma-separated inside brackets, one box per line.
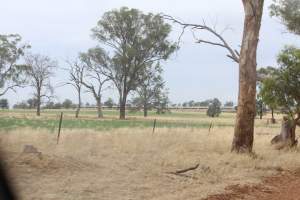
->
[162, 15, 240, 63]
[64, 60, 84, 118]
[82, 76, 109, 118]
[25, 53, 56, 116]
[80, 49, 110, 118]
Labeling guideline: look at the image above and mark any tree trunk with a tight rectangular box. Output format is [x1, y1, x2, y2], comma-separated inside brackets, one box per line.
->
[271, 117, 298, 149]
[119, 96, 126, 119]
[271, 108, 276, 123]
[259, 102, 263, 119]
[231, 0, 264, 153]
[75, 105, 81, 118]
[96, 97, 103, 118]
[75, 91, 81, 118]
[37, 100, 41, 116]
[156, 107, 161, 114]
[143, 104, 148, 117]
[36, 89, 41, 116]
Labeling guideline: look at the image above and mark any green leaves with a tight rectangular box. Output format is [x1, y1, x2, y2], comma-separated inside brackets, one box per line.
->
[206, 98, 222, 117]
[259, 46, 300, 116]
[90, 7, 177, 118]
[0, 34, 30, 95]
[91, 7, 177, 76]
[270, 0, 300, 35]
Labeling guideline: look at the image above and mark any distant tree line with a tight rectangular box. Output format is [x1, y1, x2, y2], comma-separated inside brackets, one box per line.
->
[12, 98, 121, 110]
[13, 98, 75, 109]
[173, 99, 234, 108]
[0, 7, 176, 119]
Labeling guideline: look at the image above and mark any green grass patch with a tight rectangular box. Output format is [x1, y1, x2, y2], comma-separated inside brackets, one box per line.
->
[0, 117, 234, 131]
[0, 108, 235, 119]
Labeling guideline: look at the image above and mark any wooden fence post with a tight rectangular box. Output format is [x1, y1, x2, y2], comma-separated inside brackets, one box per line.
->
[57, 112, 63, 144]
[152, 119, 157, 134]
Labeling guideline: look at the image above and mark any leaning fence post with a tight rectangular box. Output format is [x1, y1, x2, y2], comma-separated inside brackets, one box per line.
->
[57, 112, 63, 144]
[152, 119, 157, 134]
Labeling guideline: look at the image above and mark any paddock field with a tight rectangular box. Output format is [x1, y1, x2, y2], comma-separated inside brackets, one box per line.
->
[0, 109, 299, 200]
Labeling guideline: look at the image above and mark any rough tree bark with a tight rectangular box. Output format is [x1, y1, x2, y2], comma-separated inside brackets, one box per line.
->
[231, 0, 264, 153]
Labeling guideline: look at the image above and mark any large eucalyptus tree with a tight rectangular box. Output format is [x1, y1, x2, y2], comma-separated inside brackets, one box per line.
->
[231, 0, 265, 153]
[164, 1, 265, 153]
[91, 7, 177, 119]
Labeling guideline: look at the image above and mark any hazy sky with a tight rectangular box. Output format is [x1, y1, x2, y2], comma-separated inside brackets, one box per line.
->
[1, 0, 299, 106]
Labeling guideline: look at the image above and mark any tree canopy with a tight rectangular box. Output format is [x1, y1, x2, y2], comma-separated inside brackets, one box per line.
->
[92, 7, 177, 119]
[260, 46, 300, 117]
[134, 63, 165, 117]
[270, 0, 300, 35]
[257, 66, 278, 113]
[206, 98, 222, 117]
[0, 34, 30, 96]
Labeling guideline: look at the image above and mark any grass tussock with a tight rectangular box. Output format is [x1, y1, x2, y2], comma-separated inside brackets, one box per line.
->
[1, 126, 300, 200]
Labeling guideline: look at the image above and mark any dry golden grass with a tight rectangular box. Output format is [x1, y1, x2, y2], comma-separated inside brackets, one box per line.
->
[1, 125, 300, 200]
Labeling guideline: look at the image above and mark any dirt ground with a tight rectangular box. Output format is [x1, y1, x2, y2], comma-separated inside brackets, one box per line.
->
[7, 153, 300, 200]
[204, 169, 300, 200]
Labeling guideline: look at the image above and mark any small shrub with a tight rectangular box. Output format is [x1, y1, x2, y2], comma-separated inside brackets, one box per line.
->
[207, 98, 221, 117]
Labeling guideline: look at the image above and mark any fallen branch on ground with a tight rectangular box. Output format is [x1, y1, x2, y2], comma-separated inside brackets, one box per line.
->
[168, 163, 200, 175]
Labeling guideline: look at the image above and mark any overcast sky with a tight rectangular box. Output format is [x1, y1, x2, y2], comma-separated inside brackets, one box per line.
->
[1, 0, 299, 106]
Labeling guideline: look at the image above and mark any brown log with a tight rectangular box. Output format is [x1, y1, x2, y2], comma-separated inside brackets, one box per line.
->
[170, 164, 200, 175]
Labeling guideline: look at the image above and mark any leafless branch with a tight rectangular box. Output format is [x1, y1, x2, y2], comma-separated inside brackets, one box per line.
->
[173, 164, 199, 174]
[24, 53, 56, 115]
[0, 84, 20, 96]
[167, 164, 200, 178]
[162, 14, 240, 63]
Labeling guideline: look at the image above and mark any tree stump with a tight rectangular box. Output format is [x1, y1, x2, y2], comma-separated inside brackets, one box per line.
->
[271, 117, 297, 149]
